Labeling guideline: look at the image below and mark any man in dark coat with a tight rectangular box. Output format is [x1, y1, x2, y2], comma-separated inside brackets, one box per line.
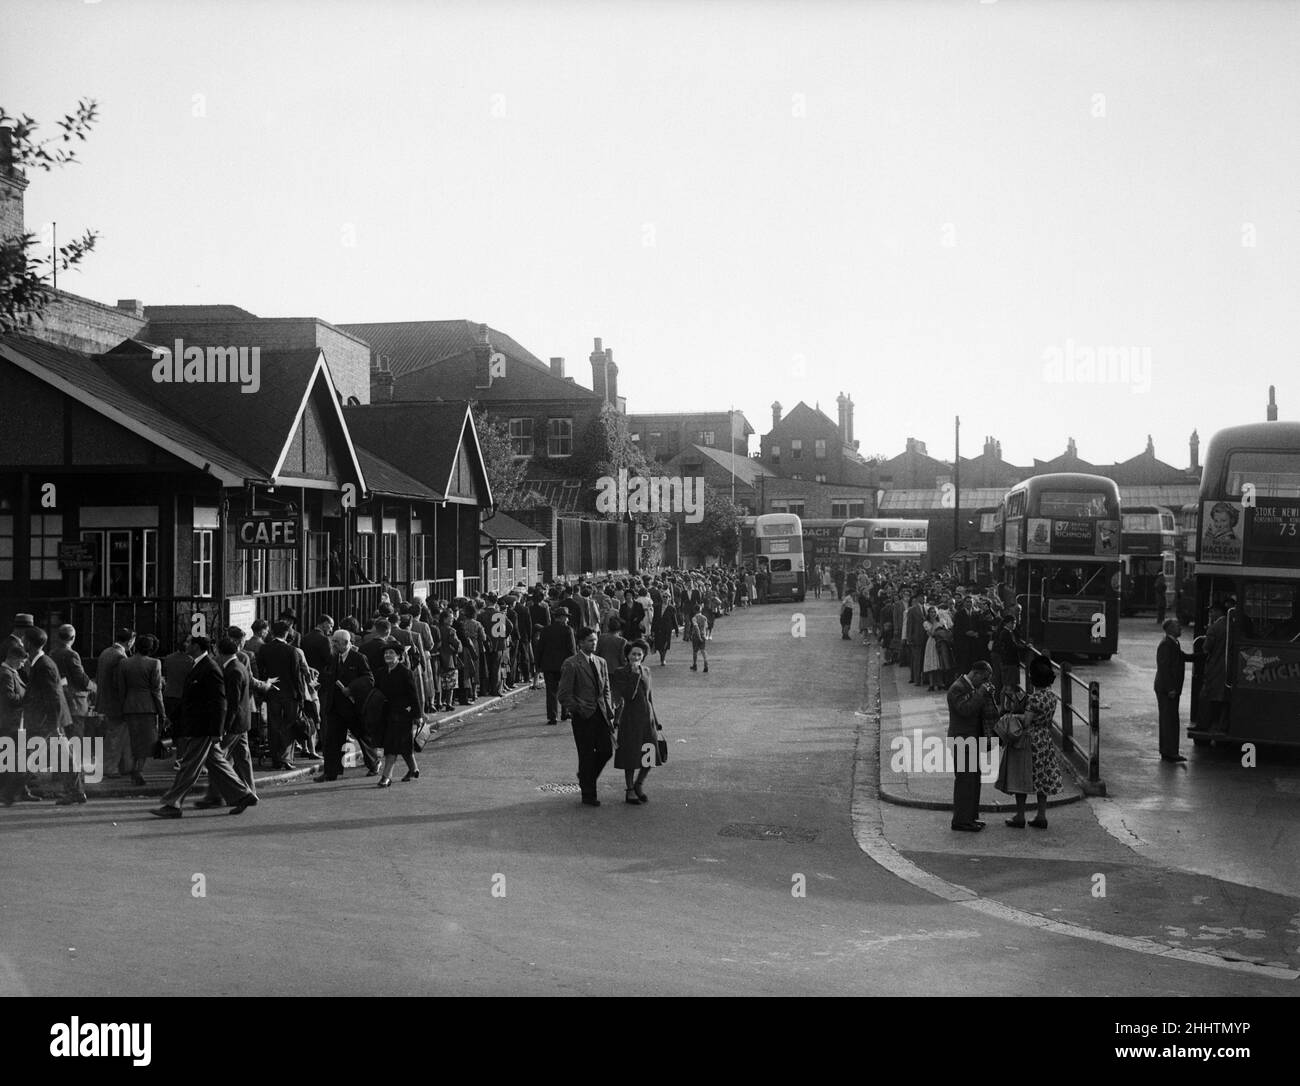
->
[95, 627, 135, 779]
[946, 660, 995, 831]
[257, 620, 305, 770]
[316, 630, 378, 781]
[952, 597, 974, 674]
[195, 636, 277, 806]
[558, 625, 616, 807]
[150, 636, 257, 817]
[300, 615, 335, 674]
[0, 637, 34, 805]
[1155, 618, 1194, 762]
[22, 628, 85, 804]
[536, 608, 577, 726]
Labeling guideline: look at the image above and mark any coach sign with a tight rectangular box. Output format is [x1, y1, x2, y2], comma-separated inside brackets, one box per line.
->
[235, 516, 299, 549]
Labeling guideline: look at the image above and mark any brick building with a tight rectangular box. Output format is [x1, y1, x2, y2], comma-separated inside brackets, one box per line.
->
[627, 410, 753, 463]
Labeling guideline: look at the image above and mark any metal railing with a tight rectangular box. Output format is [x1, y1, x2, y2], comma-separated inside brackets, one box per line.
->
[1024, 643, 1105, 795]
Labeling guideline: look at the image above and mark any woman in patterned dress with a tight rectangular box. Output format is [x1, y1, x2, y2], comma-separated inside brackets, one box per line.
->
[922, 607, 943, 691]
[1006, 655, 1062, 829]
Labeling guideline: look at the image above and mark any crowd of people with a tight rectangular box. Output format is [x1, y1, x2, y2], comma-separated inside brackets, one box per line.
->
[0, 565, 753, 814]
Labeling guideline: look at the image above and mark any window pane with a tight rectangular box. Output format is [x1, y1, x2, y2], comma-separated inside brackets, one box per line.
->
[0, 560, 11, 580]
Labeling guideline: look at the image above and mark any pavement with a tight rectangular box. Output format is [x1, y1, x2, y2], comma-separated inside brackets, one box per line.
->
[54, 681, 539, 803]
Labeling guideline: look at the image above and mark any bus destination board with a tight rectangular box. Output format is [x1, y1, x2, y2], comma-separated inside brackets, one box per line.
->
[1247, 501, 1300, 562]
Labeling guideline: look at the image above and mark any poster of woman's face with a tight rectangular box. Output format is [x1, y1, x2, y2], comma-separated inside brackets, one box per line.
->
[1201, 500, 1243, 564]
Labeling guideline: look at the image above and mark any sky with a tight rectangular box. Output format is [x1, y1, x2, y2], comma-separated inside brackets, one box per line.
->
[4, 0, 1298, 468]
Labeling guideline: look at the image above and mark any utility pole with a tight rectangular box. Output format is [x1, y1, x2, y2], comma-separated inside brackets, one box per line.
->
[953, 415, 961, 565]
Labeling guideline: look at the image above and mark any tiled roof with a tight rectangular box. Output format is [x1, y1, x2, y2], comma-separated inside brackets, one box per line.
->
[1117, 485, 1200, 508]
[344, 401, 488, 503]
[878, 488, 1009, 511]
[338, 320, 547, 379]
[142, 304, 259, 321]
[671, 444, 776, 486]
[482, 512, 548, 543]
[355, 447, 442, 501]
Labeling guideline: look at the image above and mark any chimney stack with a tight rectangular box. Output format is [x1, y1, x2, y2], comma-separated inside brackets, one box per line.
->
[771, 401, 782, 429]
[550, 356, 565, 379]
[1066, 437, 1077, 459]
[590, 338, 608, 403]
[116, 299, 144, 319]
[1189, 429, 1199, 471]
[836, 392, 848, 443]
[983, 435, 996, 458]
[604, 347, 618, 406]
[1268, 385, 1278, 421]
[473, 323, 493, 389]
[371, 353, 395, 402]
[1146, 434, 1155, 456]
[0, 127, 29, 241]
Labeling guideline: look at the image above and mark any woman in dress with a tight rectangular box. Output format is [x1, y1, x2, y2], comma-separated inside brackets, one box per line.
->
[922, 607, 944, 691]
[376, 644, 421, 787]
[435, 611, 461, 712]
[651, 596, 679, 666]
[456, 604, 484, 705]
[611, 640, 661, 804]
[1006, 655, 1062, 828]
[119, 634, 165, 785]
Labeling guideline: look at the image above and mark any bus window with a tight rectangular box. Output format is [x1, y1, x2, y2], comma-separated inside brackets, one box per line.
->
[1242, 581, 1300, 641]
[770, 559, 792, 572]
[1047, 564, 1106, 596]
[1226, 452, 1300, 498]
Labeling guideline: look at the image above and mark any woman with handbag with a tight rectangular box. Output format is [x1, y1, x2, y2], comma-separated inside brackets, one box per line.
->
[435, 611, 461, 712]
[1004, 655, 1062, 828]
[922, 607, 944, 691]
[376, 644, 422, 787]
[611, 640, 662, 805]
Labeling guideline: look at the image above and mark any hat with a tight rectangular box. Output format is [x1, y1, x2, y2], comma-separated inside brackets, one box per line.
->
[11, 613, 35, 629]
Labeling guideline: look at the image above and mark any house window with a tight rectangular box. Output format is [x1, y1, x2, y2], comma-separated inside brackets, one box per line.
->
[631, 432, 641, 443]
[266, 548, 296, 592]
[0, 515, 12, 581]
[771, 444, 781, 463]
[241, 550, 266, 595]
[649, 431, 662, 439]
[357, 533, 376, 582]
[307, 531, 330, 588]
[28, 514, 63, 582]
[381, 529, 399, 583]
[509, 418, 534, 458]
[79, 528, 158, 597]
[979, 513, 997, 533]
[412, 533, 431, 582]
[193, 528, 214, 598]
[814, 473, 827, 483]
[548, 418, 573, 457]
[815, 439, 826, 459]
[791, 440, 803, 461]
[831, 501, 866, 519]
[699, 431, 715, 446]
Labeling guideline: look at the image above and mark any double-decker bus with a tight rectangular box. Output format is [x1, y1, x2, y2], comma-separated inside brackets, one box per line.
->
[838, 518, 929, 571]
[1000, 473, 1121, 659]
[1189, 421, 1300, 747]
[1119, 505, 1176, 615]
[749, 513, 807, 601]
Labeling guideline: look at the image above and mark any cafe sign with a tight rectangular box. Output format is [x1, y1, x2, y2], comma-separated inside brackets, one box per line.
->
[235, 516, 299, 549]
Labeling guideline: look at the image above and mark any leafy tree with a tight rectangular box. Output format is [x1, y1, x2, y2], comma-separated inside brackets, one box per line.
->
[679, 484, 742, 564]
[472, 407, 531, 509]
[0, 100, 100, 333]
[571, 404, 670, 531]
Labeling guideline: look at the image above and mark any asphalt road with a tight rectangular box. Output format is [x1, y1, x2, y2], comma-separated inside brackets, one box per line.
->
[0, 603, 1292, 995]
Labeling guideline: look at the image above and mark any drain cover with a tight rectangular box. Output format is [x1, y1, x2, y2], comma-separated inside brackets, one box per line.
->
[718, 823, 820, 843]
[538, 783, 582, 794]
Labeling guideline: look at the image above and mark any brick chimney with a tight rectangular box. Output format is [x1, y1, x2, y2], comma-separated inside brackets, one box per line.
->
[0, 127, 29, 241]
[846, 394, 854, 445]
[1066, 437, 1077, 459]
[116, 299, 144, 319]
[771, 401, 782, 429]
[550, 356, 565, 379]
[983, 435, 996, 458]
[1145, 433, 1154, 456]
[1189, 429, 1199, 471]
[604, 347, 618, 406]
[1268, 385, 1278, 421]
[371, 353, 395, 401]
[590, 337, 608, 402]
[473, 323, 493, 389]
[836, 392, 848, 443]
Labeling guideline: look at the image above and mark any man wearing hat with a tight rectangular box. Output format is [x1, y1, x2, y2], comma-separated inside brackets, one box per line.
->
[536, 607, 577, 725]
[1155, 618, 1195, 762]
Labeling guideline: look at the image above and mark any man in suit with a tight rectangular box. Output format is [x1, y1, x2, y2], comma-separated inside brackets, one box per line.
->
[946, 660, 995, 831]
[558, 625, 616, 807]
[95, 627, 135, 778]
[22, 627, 86, 804]
[300, 615, 334, 674]
[194, 636, 276, 807]
[511, 593, 534, 688]
[905, 593, 927, 684]
[51, 624, 96, 778]
[0, 636, 35, 805]
[536, 608, 577, 726]
[316, 629, 378, 781]
[1155, 618, 1195, 762]
[150, 636, 257, 817]
[256, 620, 304, 770]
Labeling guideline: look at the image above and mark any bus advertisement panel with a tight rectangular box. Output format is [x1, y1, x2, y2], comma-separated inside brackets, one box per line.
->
[1190, 422, 1300, 747]
[838, 519, 929, 568]
[1001, 473, 1121, 659]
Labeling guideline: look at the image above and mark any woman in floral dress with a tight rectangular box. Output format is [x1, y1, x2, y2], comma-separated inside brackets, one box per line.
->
[1006, 654, 1062, 829]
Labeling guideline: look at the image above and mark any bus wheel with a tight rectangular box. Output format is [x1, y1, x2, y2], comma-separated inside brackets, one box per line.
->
[1100, 653, 1113, 661]
[1192, 736, 1210, 748]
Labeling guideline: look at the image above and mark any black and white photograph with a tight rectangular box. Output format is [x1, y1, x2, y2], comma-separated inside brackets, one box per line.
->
[1, 0, 1297, 1049]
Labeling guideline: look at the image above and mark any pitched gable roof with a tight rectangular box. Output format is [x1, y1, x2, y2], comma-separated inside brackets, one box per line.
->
[482, 511, 548, 544]
[671, 444, 777, 486]
[343, 401, 493, 507]
[142, 304, 259, 321]
[337, 320, 546, 378]
[768, 401, 840, 437]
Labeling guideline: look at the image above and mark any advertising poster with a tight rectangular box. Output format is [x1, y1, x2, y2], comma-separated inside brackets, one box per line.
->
[1095, 519, 1119, 555]
[1026, 518, 1052, 554]
[1236, 644, 1300, 691]
[1201, 500, 1244, 565]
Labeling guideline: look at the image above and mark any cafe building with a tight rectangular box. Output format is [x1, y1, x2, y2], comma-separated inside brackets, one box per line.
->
[0, 333, 494, 655]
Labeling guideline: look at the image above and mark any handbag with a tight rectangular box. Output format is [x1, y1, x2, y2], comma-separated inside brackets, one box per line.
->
[994, 712, 1027, 749]
[412, 719, 434, 752]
